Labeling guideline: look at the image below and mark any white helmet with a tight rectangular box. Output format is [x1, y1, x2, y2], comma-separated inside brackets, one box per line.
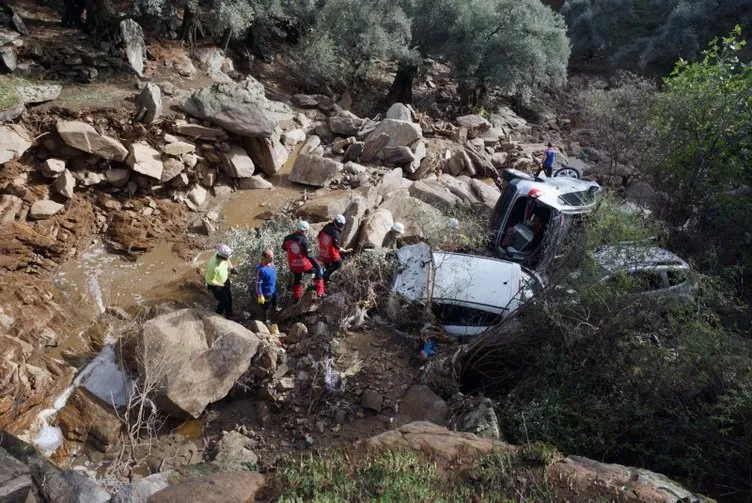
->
[217, 244, 233, 258]
[296, 220, 310, 233]
[392, 222, 405, 234]
[334, 214, 346, 227]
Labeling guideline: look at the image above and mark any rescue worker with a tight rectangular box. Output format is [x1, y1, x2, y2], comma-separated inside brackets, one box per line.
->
[318, 214, 352, 284]
[282, 220, 325, 301]
[537, 142, 557, 178]
[255, 248, 278, 322]
[382, 222, 405, 250]
[205, 244, 234, 317]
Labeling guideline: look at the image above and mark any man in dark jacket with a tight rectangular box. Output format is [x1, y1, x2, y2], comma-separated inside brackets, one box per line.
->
[282, 220, 325, 301]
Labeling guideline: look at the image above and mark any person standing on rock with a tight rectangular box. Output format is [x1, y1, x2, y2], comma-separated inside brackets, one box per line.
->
[282, 220, 325, 301]
[256, 248, 278, 322]
[318, 214, 352, 285]
[538, 142, 557, 178]
[205, 244, 235, 317]
[383, 222, 406, 250]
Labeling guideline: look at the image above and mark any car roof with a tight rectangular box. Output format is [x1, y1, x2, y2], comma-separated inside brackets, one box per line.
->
[432, 251, 526, 311]
[510, 176, 600, 213]
[595, 245, 690, 274]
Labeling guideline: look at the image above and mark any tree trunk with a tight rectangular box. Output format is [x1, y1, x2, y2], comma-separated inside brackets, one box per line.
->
[181, 0, 201, 48]
[85, 0, 117, 42]
[386, 63, 417, 105]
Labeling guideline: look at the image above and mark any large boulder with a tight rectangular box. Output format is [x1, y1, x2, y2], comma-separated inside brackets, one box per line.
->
[297, 190, 363, 222]
[289, 154, 342, 187]
[625, 180, 657, 211]
[0, 124, 31, 164]
[136, 83, 162, 124]
[149, 472, 265, 503]
[245, 136, 288, 176]
[365, 119, 422, 149]
[457, 114, 491, 138]
[439, 176, 479, 205]
[110, 472, 172, 503]
[376, 168, 404, 197]
[181, 81, 276, 138]
[408, 179, 461, 211]
[386, 102, 412, 122]
[358, 208, 393, 249]
[119, 19, 146, 76]
[329, 113, 365, 136]
[468, 178, 500, 209]
[17, 84, 62, 105]
[379, 191, 444, 241]
[138, 309, 261, 418]
[56, 121, 128, 161]
[57, 387, 121, 452]
[127, 142, 163, 180]
[0, 447, 32, 503]
[222, 145, 255, 178]
[340, 192, 371, 249]
[395, 385, 448, 427]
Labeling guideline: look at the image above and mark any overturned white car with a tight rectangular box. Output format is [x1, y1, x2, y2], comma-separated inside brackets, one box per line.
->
[390, 243, 543, 337]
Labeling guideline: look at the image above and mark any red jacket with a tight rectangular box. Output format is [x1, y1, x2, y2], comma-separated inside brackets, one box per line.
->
[318, 222, 342, 263]
[282, 233, 319, 273]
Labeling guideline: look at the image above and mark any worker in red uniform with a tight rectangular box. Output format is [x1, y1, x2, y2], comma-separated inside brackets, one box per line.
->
[282, 220, 325, 301]
[318, 214, 352, 285]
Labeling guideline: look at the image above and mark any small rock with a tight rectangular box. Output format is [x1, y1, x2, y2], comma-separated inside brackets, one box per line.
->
[281, 129, 306, 146]
[17, 84, 62, 104]
[222, 145, 255, 178]
[187, 184, 208, 207]
[249, 320, 269, 334]
[40, 158, 66, 178]
[53, 169, 76, 199]
[135, 83, 162, 123]
[162, 140, 196, 157]
[211, 430, 258, 471]
[0, 124, 32, 164]
[29, 200, 64, 219]
[286, 322, 308, 343]
[361, 389, 383, 412]
[105, 169, 130, 187]
[127, 142, 163, 180]
[237, 175, 273, 190]
[386, 102, 412, 122]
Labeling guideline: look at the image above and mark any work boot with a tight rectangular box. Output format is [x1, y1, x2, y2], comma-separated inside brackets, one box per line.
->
[314, 278, 326, 298]
[292, 283, 303, 302]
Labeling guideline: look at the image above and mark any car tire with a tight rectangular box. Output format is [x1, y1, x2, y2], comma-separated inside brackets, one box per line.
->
[554, 166, 581, 179]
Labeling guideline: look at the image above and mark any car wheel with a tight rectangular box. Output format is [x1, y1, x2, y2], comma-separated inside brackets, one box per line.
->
[554, 166, 581, 179]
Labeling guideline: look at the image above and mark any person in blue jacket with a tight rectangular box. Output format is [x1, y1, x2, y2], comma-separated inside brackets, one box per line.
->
[255, 248, 278, 321]
[538, 142, 557, 177]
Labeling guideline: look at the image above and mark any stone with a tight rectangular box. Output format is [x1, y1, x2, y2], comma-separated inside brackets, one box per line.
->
[40, 158, 66, 178]
[395, 385, 448, 427]
[0, 46, 16, 73]
[245, 136, 288, 176]
[148, 472, 265, 503]
[105, 168, 130, 187]
[377, 168, 404, 197]
[0, 194, 22, 224]
[162, 140, 195, 157]
[461, 398, 501, 439]
[379, 192, 442, 241]
[329, 114, 364, 136]
[181, 82, 276, 138]
[281, 128, 306, 146]
[439, 175, 478, 205]
[291, 94, 319, 108]
[0, 102, 23, 122]
[138, 309, 261, 418]
[491, 152, 508, 169]
[127, 142, 163, 180]
[625, 180, 657, 211]
[468, 179, 500, 209]
[361, 389, 383, 412]
[287, 322, 308, 343]
[343, 141, 364, 162]
[0, 28, 20, 46]
[249, 320, 270, 334]
[29, 200, 64, 219]
[136, 83, 162, 124]
[0, 447, 32, 503]
[298, 190, 363, 222]
[340, 191, 371, 248]
[16, 84, 62, 104]
[56, 121, 128, 161]
[382, 146, 415, 166]
[237, 175, 273, 190]
[457, 114, 491, 138]
[119, 19, 146, 76]
[409, 179, 460, 211]
[289, 154, 342, 187]
[196, 47, 226, 73]
[53, 169, 75, 199]
[366, 119, 422, 149]
[57, 387, 121, 451]
[358, 208, 393, 249]
[187, 184, 208, 207]
[174, 121, 228, 141]
[0, 124, 31, 164]
[223, 145, 255, 178]
[386, 102, 412, 122]
[212, 431, 258, 471]
[110, 472, 172, 503]
[299, 135, 322, 155]
[161, 158, 185, 183]
[408, 140, 427, 174]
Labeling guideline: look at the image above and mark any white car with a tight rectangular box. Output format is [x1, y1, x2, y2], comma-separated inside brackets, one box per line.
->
[391, 243, 543, 337]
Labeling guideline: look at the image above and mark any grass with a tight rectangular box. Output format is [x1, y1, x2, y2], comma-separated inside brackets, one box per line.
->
[0, 75, 26, 109]
[268, 446, 557, 502]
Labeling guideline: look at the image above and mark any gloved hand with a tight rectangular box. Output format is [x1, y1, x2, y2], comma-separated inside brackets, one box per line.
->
[257, 295, 266, 305]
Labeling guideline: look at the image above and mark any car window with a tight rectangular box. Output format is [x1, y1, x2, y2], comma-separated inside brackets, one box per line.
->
[666, 269, 689, 287]
[432, 303, 502, 327]
[557, 190, 596, 207]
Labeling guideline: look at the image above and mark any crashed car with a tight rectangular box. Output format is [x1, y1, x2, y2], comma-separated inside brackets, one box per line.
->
[490, 169, 601, 269]
[390, 242, 543, 337]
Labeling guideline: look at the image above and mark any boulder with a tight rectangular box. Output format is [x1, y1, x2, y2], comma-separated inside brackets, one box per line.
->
[105, 169, 130, 187]
[360, 133, 389, 163]
[222, 145, 255, 178]
[386, 102, 412, 122]
[57, 387, 121, 451]
[162, 141, 195, 157]
[135, 83, 162, 123]
[340, 193, 369, 249]
[174, 121, 228, 141]
[408, 140, 427, 174]
[0, 194, 22, 224]
[138, 309, 262, 418]
[358, 208, 393, 249]
[468, 178, 500, 209]
[289, 154, 342, 187]
[56, 121, 128, 161]
[361, 389, 383, 412]
[281, 129, 306, 146]
[119, 19, 146, 76]
[329, 114, 364, 136]
[297, 190, 363, 222]
[53, 169, 75, 199]
[237, 175, 272, 190]
[110, 472, 172, 503]
[161, 158, 185, 183]
[127, 142, 163, 180]
[382, 146, 415, 166]
[461, 398, 501, 439]
[0, 447, 32, 503]
[149, 472, 265, 503]
[211, 431, 258, 471]
[29, 200, 64, 220]
[377, 168, 404, 197]
[245, 136, 288, 176]
[625, 180, 657, 211]
[343, 141, 364, 162]
[181, 82, 276, 138]
[394, 385, 448, 427]
[456, 114, 491, 138]
[16, 84, 62, 104]
[0, 124, 31, 164]
[291, 94, 326, 108]
[187, 184, 208, 207]
[40, 158, 66, 178]
[379, 192, 443, 241]
[439, 176, 478, 205]
[299, 135, 322, 155]
[0, 46, 16, 73]
[0, 102, 23, 122]
[365, 119, 422, 149]
[408, 179, 460, 211]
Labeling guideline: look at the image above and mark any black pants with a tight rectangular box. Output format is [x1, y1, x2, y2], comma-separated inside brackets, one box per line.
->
[537, 165, 553, 177]
[260, 292, 278, 313]
[323, 260, 342, 283]
[208, 283, 233, 316]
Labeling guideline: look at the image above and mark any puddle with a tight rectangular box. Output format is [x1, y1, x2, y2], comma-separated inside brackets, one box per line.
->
[174, 419, 203, 441]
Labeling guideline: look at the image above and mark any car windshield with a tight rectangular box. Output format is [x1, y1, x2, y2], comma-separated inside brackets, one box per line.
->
[557, 190, 596, 207]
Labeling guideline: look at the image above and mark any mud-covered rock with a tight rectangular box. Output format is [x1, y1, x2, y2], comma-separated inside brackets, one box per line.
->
[57, 387, 121, 452]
